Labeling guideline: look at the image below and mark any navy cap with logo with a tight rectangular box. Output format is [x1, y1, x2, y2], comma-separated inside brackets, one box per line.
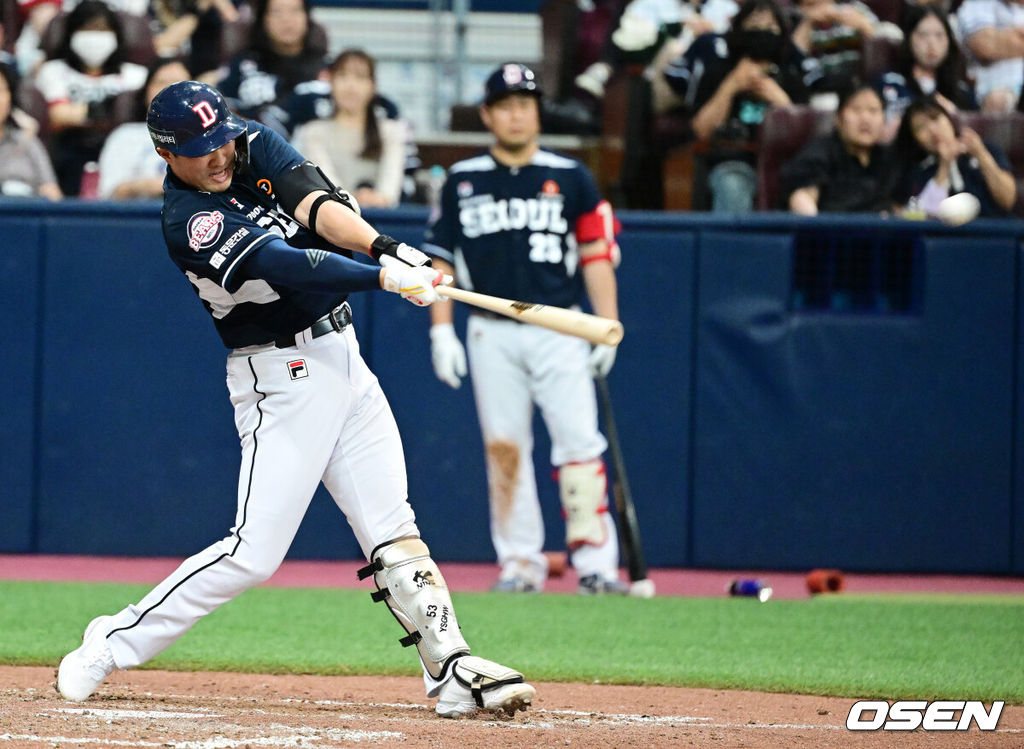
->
[483, 63, 543, 106]
[147, 81, 247, 158]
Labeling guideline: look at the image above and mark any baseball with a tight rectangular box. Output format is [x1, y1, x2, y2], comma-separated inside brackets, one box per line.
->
[629, 579, 656, 598]
[936, 193, 981, 226]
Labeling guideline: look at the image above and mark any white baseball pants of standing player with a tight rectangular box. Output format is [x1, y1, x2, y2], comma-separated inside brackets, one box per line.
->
[98, 325, 451, 694]
[466, 314, 620, 589]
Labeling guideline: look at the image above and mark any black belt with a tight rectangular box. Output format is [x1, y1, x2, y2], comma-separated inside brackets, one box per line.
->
[274, 303, 352, 349]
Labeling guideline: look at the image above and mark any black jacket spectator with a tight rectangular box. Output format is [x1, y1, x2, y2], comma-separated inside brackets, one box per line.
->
[780, 130, 897, 210]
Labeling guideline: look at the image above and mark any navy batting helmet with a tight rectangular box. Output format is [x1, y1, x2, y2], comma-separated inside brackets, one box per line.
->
[147, 81, 247, 158]
[483, 63, 542, 105]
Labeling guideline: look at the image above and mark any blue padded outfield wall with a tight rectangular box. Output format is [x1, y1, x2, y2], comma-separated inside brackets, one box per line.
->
[1, 202, 1022, 574]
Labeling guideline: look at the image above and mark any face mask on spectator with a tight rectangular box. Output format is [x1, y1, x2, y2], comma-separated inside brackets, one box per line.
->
[732, 30, 784, 62]
[70, 30, 117, 68]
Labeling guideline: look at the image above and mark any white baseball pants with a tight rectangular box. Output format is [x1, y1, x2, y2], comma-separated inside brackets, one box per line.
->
[103, 325, 420, 670]
[466, 314, 619, 587]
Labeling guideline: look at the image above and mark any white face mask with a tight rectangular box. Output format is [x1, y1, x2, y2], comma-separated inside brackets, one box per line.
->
[70, 30, 118, 69]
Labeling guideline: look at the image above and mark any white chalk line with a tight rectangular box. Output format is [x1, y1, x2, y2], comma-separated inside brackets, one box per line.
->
[0, 729, 404, 748]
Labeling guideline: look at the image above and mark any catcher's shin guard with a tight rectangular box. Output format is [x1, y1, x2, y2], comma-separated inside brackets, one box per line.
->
[558, 460, 610, 549]
[358, 537, 470, 679]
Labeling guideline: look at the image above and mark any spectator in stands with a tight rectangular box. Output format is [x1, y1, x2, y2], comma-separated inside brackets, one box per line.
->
[875, 5, 975, 127]
[150, 0, 239, 79]
[0, 60, 60, 199]
[216, 0, 330, 138]
[893, 94, 1016, 216]
[792, 0, 892, 102]
[574, 0, 741, 115]
[33, 0, 146, 195]
[291, 49, 406, 209]
[96, 57, 190, 200]
[957, 0, 1024, 113]
[780, 82, 897, 213]
[663, 0, 810, 212]
[12, 0, 59, 76]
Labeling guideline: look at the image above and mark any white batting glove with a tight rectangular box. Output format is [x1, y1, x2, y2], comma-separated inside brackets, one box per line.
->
[429, 322, 468, 388]
[380, 255, 451, 307]
[588, 343, 618, 377]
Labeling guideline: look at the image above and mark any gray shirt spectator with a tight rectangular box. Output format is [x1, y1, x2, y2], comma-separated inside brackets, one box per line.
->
[957, 0, 1024, 112]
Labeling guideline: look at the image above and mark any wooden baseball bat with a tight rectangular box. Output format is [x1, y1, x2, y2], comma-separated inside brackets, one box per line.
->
[595, 374, 652, 590]
[435, 286, 624, 346]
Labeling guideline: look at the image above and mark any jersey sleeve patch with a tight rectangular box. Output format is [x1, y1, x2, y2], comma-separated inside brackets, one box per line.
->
[188, 210, 226, 251]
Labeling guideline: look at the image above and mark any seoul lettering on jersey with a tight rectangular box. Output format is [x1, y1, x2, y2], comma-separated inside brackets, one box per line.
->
[458, 196, 569, 238]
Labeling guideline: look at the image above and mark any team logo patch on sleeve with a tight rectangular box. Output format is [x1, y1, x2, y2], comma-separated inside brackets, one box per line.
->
[287, 359, 308, 379]
[187, 211, 225, 251]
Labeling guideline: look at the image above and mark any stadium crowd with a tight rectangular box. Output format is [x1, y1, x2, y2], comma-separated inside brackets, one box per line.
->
[0, 0, 1020, 218]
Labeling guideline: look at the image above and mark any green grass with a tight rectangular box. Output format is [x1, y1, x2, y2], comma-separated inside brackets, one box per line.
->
[3, 581, 1022, 701]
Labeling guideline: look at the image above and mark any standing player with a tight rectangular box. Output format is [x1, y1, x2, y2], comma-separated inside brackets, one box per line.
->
[55, 81, 535, 719]
[423, 63, 626, 595]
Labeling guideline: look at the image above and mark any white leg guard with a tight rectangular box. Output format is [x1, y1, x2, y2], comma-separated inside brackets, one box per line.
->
[358, 537, 470, 680]
[559, 460, 610, 549]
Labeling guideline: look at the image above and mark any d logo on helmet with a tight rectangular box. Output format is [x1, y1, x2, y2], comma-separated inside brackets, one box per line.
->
[192, 101, 218, 129]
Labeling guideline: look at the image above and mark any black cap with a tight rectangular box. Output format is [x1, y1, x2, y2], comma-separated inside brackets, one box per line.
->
[483, 63, 542, 105]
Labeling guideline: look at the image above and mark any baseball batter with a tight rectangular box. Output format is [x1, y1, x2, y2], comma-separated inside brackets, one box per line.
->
[56, 81, 535, 719]
[423, 63, 626, 594]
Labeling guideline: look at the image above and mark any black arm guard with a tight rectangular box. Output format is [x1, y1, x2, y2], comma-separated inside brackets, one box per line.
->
[275, 161, 360, 235]
[370, 234, 433, 267]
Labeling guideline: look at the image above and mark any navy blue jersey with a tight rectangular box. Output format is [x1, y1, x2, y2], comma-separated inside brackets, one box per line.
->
[422, 149, 604, 309]
[162, 121, 348, 349]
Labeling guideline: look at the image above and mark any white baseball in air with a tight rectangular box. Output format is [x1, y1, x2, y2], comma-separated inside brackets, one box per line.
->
[936, 193, 981, 226]
[629, 579, 656, 598]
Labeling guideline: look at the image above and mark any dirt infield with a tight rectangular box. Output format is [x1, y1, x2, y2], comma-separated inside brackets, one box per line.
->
[1, 666, 1020, 749]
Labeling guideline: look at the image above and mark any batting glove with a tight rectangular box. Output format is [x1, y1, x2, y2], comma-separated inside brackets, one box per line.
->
[429, 322, 467, 388]
[588, 343, 618, 377]
[380, 255, 451, 306]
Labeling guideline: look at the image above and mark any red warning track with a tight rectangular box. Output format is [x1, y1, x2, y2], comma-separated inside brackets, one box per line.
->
[1, 554, 1022, 598]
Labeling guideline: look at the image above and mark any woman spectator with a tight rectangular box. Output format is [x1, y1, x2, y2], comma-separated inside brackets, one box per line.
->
[893, 94, 1016, 217]
[291, 49, 407, 209]
[0, 61, 60, 199]
[96, 57, 190, 200]
[150, 0, 239, 79]
[216, 0, 329, 137]
[663, 0, 810, 212]
[875, 6, 975, 127]
[780, 83, 898, 213]
[32, 0, 146, 195]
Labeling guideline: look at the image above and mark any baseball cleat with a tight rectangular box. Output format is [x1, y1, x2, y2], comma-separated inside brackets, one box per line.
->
[434, 656, 536, 718]
[578, 574, 630, 595]
[57, 615, 116, 701]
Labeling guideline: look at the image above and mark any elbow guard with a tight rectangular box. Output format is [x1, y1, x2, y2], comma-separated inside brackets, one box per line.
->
[275, 161, 361, 235]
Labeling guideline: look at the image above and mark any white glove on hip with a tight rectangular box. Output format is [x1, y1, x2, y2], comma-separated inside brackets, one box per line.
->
[380, 255, 450, 306]
[429, 322, 467, 388]
[588, 343, 618, 377]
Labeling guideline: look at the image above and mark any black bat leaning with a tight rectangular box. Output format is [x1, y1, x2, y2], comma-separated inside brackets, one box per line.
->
[594, 375, 655, 597]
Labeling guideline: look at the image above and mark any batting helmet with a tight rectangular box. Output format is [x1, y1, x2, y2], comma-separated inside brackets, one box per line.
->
[483, 63, 542, 105]
[147, 81, 247, 159]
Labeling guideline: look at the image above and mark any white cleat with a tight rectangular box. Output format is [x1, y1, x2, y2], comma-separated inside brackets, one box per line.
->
[435, 656, 536, 718]
[57, 615, 116, 701]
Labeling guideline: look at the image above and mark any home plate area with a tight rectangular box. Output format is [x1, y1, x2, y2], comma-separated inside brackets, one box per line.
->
[1, 667, 1022, 749]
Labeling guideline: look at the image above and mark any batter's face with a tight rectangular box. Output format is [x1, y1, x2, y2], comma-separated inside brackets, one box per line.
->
[158, 140, 236, 193]
[481, 93, 541, 151]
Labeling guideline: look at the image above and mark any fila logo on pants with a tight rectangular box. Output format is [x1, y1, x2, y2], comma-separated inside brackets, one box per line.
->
[287, 360, 308, 380]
